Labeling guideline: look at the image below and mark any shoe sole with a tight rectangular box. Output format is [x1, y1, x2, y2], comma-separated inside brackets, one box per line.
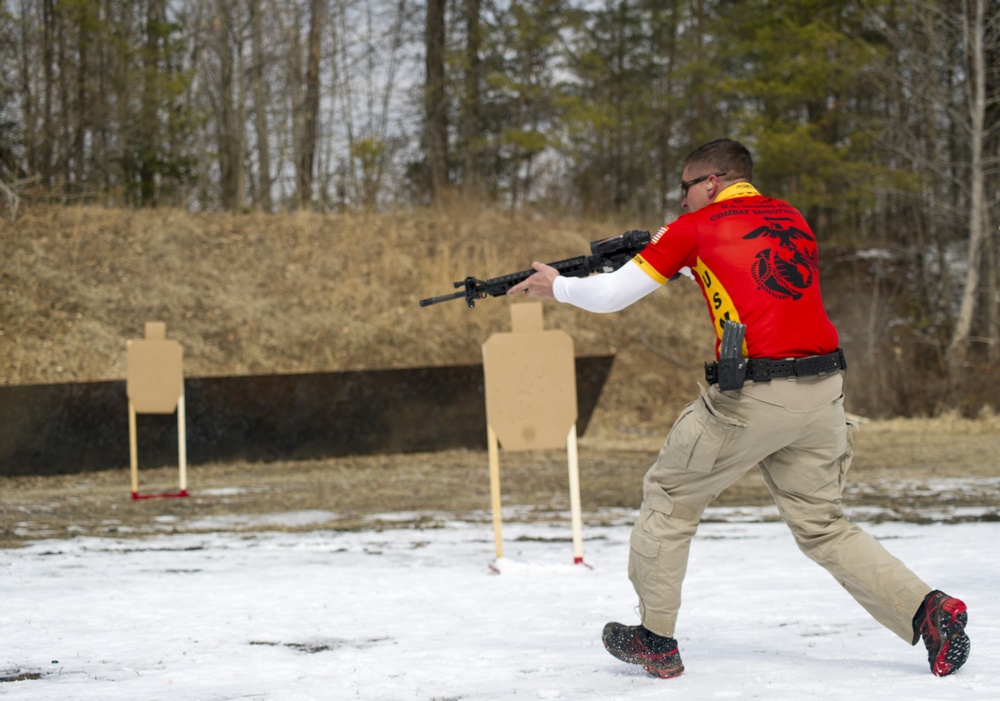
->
[642, 660, 685, 679]
[605, 646, 685, 678]
[602, 629, 685, 679]
[929, 598, 970, 677]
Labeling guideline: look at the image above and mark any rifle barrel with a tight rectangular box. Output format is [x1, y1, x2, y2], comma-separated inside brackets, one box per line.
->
[418, 289, 468, 307]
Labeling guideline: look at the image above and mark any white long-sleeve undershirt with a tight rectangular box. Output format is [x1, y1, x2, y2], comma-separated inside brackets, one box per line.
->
[552, 259, 663, 313]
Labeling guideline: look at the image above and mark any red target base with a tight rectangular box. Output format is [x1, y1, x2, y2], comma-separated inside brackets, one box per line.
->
[131, 490, 189, 501]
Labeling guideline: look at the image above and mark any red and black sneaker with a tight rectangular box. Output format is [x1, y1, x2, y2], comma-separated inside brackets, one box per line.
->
[602, 622, 684, 679]
[914, 590, 970, 677]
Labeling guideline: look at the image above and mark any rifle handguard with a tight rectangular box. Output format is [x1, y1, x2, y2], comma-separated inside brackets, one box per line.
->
[419, 230, 652, 308]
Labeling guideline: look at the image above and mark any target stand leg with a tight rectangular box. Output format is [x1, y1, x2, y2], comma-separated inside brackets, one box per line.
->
[129, 396, 190, 501]
[487, 423, 504, 564]
[566, 424, 590, 567]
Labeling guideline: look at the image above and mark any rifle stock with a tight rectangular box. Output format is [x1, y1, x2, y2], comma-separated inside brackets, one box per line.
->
[419, 230, 651, 308]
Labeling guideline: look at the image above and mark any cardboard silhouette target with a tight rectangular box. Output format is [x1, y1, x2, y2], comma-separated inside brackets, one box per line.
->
[126, 322, 188, 500]
[481, 303, 586, 565]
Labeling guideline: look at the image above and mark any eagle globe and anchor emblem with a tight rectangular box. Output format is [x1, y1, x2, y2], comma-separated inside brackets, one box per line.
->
[744, 216, 819, 300]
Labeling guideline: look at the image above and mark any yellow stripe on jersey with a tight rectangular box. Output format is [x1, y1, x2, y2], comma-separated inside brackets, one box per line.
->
[692, 256, 748, 355]
[634, 254, 671, 285]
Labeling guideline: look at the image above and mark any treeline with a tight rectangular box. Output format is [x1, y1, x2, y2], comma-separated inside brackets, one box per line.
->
[0, 0, 998, 391]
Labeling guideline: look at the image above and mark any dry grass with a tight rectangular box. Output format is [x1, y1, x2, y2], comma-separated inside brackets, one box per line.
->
[857, 409, 1000, 434]
[3, 204, 997, 442]
[2, 205, 708, 436]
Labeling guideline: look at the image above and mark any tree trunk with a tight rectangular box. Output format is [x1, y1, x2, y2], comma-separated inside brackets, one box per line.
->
[40, 0, 56, 186]
[73, 2, 89, 191]
[297, 0, 322, 210]
[946, 0, 988, 376]
[461, 0, 481, 194]
[249, 0, 273, 212]
[140, 0, 165, 206]
[217, 0, 238, 210]
[425, 0, 448, 201]
[988, 219, 998, 363]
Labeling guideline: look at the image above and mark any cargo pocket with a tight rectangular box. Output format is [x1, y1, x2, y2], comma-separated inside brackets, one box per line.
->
[630, 521, 660, 558]
[627, 511, 662, 595]
[838, 402, 857, 492]
[659, 389, 745, 473]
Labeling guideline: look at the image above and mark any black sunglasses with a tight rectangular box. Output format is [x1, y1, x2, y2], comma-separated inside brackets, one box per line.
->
[680, 172, 727, 197]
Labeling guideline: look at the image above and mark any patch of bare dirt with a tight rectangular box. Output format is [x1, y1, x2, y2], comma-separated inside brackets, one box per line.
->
[3, 415, 998, 549]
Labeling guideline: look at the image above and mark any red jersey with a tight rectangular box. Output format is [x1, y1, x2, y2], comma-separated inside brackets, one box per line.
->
[634, 182, 839, 359]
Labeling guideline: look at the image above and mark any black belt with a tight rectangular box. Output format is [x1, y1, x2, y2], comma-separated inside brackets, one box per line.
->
[705, 349, 846, 385]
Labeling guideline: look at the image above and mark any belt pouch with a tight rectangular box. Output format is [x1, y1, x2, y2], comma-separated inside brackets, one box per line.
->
[716, 320, 748, 391]
[716, 357, 747, 391]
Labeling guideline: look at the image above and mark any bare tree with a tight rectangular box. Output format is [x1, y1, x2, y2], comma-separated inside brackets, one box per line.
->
[138, 0, 168, 205]
[215, 0, 246, 210]
[864, 0, 999, 395]
[946, 0, 992, 375]
[461, 0, 481, 195]
[425, 0, 448, 201]
[249, 0, 273, 212]
[70, 0, 91, 190]
[296, 0, 322, 210]
[40, 0, 55, 186]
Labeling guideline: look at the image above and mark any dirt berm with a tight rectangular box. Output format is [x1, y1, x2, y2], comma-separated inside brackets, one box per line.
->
[2, 207, 998, 548]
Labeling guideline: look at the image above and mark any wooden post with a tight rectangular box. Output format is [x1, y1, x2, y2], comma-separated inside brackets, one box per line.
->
[566, 424, 584, 564]
[129, 399, 139, 495]
[487, 423, 503, 559]
[177, 394, 188, 493]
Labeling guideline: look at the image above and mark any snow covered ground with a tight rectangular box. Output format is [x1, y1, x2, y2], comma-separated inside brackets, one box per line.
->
[2, 506, 996, 700]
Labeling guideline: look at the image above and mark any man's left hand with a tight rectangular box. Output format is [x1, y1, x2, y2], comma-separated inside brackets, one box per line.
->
[507, 262, 559, 299]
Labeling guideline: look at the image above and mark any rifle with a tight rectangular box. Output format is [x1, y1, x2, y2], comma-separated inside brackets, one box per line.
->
[419, 229, 651, 308]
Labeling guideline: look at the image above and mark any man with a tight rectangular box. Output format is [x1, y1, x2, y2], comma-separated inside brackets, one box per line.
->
[506, 138, 970, 678]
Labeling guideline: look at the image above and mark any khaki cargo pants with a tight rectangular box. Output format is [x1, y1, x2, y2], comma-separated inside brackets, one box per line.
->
[629, 373, 929, 644]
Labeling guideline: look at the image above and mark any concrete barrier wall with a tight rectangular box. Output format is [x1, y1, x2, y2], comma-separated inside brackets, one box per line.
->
[0, 357, 614, 476]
